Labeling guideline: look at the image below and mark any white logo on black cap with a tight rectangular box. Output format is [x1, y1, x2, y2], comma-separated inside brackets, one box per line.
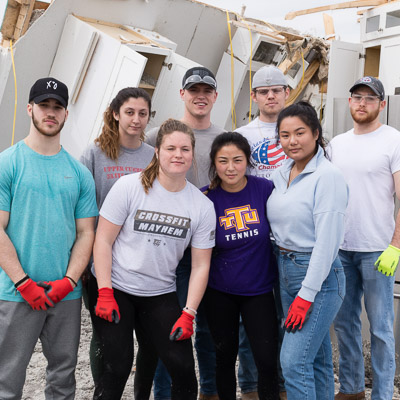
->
[46, 81, 58, 90]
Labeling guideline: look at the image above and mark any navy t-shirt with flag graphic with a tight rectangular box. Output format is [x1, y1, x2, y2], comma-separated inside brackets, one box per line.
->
[202, 175, 277, 296]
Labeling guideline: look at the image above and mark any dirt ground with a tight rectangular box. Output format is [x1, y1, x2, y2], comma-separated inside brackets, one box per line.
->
[22, 307, 400, 399]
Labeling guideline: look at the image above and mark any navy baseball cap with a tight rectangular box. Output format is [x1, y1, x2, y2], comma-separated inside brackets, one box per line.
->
[182, 67, 217, 90]
[350, 76, 385, 101]
[29, 77, 69, 108]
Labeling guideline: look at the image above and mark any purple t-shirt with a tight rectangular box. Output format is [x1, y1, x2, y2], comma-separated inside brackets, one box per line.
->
[203, 175, 277, 295]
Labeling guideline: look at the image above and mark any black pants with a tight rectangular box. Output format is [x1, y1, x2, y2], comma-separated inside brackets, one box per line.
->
[203, 287, 279, 400]
[88, 274, 197, 400]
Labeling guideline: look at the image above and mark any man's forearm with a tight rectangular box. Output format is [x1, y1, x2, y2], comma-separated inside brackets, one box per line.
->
[0, 229, 26, 284]
[390, 210, 400, 248]
[65, 230, 95, 283]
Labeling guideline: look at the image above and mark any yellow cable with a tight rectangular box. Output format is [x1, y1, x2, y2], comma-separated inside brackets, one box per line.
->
[226, 11, 236, 130]
[232, 12, 253, 123]
[10, 40, 17, 146]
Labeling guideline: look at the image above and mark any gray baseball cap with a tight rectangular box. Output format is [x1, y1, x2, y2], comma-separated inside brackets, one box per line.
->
[252, 66, 287, 90]
[350, 76, 385, 101]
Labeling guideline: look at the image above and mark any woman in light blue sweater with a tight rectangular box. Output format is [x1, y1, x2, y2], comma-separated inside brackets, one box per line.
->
[267, 102, 348, 400]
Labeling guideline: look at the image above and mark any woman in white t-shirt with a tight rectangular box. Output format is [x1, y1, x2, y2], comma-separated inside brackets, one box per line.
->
[89, 118, 216, 400]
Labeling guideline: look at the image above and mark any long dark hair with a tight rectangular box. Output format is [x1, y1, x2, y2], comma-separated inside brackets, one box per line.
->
[276, 101, 327, 156]
[95, 87, 151, 160]
[208, 132, 254, 190]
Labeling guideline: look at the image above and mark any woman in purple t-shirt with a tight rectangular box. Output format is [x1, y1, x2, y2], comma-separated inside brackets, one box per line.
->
[202, 132, 279, 399]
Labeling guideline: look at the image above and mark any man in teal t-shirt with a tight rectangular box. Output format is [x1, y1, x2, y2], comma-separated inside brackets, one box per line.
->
[0, 77, 98, 399]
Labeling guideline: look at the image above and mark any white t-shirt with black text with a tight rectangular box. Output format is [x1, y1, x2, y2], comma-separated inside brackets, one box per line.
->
[95, 173, 216, 296]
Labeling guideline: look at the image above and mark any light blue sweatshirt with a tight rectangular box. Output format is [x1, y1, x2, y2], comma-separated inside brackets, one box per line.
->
[267, 146, 348, 301]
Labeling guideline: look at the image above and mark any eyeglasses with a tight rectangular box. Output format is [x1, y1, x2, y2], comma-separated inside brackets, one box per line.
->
[254, 87, 286, 96]
[351, 94, 380, 104]
[183, 74, 217, 89]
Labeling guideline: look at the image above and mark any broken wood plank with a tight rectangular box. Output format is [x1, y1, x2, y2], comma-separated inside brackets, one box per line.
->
[13, 0, 35, 40]
[34, 1, 50, 10]
[323, 13, 335, 40]
[279, 42, 313, 75]
[74, 14, 167, 49]
[1, 0, 41, 44]
[1, 0, 20, 40]
[286, 59, 321, 105]
[285, 0, 387, 20]
[231, 20, 286, 44]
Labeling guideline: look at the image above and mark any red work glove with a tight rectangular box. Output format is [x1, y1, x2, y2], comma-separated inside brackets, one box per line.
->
[17, 278, 54, 310]
[169, 310, 194, 341]
[285, 296, 313, 333]
[38, 277, 74, 304]
[95, 287, 120, 324]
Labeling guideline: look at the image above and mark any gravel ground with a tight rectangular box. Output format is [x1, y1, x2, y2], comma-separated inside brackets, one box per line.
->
[22, 307, 400, 399]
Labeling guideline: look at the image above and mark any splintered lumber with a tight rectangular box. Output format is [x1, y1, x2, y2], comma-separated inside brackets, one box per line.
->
[1, 0, 20, 39]
[285, 0, 388, 20]
[1, 0, 48, 45]
[323, 13, 335, 40]
[286, 59, 321, 106]
[13, 0, 35, 40]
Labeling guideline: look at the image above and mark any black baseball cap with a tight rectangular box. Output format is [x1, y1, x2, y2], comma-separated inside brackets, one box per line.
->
[182, 67, 217, 90]
[29, 77, 69, 108]
[350, 76, 385, 101]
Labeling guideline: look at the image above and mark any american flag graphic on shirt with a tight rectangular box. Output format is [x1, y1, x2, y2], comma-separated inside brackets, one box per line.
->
[252, 140, 287, 166]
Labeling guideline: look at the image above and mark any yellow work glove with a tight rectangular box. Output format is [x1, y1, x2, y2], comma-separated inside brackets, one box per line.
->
[375, 245, 400, 276]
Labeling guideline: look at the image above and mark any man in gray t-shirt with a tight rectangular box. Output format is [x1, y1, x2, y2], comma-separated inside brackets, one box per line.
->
[146, 66, 223, 189]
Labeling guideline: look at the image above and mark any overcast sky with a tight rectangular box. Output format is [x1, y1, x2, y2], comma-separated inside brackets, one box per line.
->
[0, 0, 365, 43]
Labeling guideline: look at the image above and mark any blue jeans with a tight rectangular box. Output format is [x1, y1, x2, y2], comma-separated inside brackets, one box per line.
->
[277, 250, 345, 400]
[154, 248, 257, 399]
[333, 250, 395, 400]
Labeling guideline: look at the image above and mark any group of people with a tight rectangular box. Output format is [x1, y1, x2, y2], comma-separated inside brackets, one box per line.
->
[0, 62, 399, 400]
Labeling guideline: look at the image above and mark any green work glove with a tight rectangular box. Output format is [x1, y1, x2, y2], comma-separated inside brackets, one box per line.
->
[375, 245, 400, 276]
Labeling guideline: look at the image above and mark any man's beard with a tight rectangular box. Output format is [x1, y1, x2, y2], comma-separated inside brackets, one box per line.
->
[350, 106, 380, 125]
[32, 109, 65, 137]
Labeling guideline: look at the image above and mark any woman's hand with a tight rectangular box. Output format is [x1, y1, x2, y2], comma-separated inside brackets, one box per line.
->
[169, 310, 194, 341]
[285, 296, 313, 333]
[95, 287, 120, 323]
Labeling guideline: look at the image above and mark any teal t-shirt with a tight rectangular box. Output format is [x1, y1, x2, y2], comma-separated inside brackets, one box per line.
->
[0, 141, 98, 302]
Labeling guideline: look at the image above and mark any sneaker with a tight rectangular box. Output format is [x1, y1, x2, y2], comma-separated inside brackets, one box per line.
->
[334, 391, 365, 400]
